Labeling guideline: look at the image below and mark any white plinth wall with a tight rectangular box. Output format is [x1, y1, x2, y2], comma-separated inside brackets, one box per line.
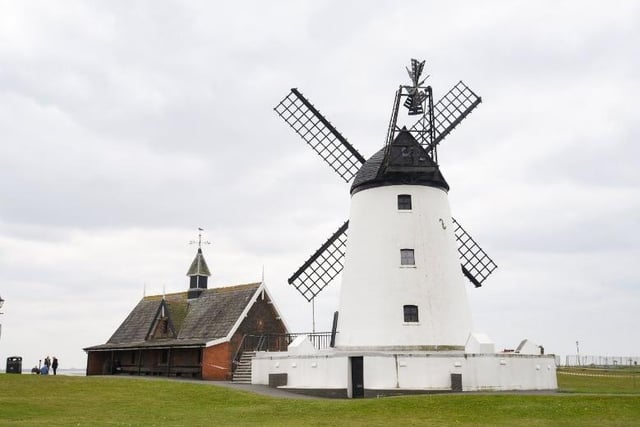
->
[252, 347, 557, 397]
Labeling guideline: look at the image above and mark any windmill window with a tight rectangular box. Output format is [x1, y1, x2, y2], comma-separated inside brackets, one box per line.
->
[403, 305, 419, 323]
[400, 249, 415, 265]
[397, 194, 412, 210]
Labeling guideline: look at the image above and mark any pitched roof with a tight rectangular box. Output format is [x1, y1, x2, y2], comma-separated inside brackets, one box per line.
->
[84, 283, 260, 351]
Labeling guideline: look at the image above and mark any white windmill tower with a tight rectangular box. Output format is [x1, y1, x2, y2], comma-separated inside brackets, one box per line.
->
[336, 60, 485, 350]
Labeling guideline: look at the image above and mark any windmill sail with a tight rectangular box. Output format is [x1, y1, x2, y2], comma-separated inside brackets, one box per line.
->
[274, 89, 365, 183]
[411, 81, 482, 154]
[287, 221, 349, 302]
[452, 218, 498, 287]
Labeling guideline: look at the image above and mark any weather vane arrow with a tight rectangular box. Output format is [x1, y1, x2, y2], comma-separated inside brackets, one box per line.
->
[189, 227, 211, 249]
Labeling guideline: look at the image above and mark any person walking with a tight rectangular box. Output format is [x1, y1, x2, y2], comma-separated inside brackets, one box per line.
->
[52, 357, 59, 375]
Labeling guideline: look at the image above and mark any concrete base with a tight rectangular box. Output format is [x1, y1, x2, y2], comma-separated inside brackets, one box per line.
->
[252, 349, 557, 398]
[275, 387, 453, 399]
[279, 387, 349, 399]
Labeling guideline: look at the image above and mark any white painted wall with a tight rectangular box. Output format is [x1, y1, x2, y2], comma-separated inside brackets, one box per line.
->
[252, 351, 348, 389]
[252, 351, 558, 393]
[335, 185, 472, 349]
[462, 354, 557, 391]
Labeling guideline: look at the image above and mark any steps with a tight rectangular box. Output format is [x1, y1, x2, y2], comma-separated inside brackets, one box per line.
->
[232, 351, 255, 383]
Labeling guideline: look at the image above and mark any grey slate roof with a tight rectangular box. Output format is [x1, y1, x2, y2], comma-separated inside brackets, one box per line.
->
[178, 284, 257, 339]
[84, 283, 260, 351]
[186, 248, 211, 277]
[350, 147, 386, 191]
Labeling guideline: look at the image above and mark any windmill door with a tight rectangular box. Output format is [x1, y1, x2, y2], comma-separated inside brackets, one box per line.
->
[350, 357, 364, 398]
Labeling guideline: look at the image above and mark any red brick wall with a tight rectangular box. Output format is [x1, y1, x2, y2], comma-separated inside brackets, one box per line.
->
[202, 342, 231, 380]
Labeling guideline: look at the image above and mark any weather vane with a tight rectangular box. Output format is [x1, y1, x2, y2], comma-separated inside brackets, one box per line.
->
[189, 227, 211, 249]
[403, 58, 430, 115]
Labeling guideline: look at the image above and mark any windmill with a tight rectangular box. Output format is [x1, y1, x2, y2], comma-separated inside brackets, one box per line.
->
[275, 59, 497, 308]
[251, 60, 557, 395]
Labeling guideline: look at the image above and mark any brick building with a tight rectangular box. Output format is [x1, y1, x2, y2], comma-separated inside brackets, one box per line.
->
[84, 247, 288, 380]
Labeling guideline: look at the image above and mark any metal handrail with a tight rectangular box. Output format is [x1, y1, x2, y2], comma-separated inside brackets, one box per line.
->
[231, 334, 248, 373]
[231, 332, 335, 373]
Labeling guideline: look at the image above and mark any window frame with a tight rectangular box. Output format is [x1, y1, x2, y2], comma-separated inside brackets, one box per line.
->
[403, 305, 419, 323]
[397, 194, 412, 211]
[400, 248, 415, 266]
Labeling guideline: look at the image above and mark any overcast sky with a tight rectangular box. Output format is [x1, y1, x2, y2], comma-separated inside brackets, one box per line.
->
[1, 1, 638, 370]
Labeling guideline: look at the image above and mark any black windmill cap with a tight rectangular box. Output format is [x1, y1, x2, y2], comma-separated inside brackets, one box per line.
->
[350, 127, 449, 195]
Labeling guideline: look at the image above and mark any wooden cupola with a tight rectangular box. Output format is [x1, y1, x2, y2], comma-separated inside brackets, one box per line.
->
[186, 247, 211, 299]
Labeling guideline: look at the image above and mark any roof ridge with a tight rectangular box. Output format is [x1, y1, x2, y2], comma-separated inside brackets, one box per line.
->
[142, 282, 261, 300]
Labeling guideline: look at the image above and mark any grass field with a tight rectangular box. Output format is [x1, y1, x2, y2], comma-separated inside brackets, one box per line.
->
[558, 366, 640, 394]
[0, 369, 639, 426]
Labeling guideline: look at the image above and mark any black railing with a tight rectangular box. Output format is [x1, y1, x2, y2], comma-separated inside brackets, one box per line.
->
[232, 332, 333, 373]
[291, 332, 333, 350]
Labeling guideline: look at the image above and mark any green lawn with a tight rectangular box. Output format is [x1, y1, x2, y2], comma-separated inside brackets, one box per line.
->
[0, 372, 638, 426]
[558, 367, 640, 394]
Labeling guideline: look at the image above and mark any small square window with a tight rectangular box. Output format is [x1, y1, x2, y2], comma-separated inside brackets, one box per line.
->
[397, 194, 412, 210]
[404, 305, 419, 323]
[400, 249, 415, 265]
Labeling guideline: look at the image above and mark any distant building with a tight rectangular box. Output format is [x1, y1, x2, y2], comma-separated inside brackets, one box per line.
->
[84, 247, 287, 380]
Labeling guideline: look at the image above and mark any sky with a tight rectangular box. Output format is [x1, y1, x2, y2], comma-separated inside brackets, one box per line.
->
[0, 1, 638, 370]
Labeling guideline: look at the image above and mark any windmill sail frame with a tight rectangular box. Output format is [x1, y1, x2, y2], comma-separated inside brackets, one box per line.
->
[274, 89, 365, 183]
[287, 221, 350, 302]
[453, 218, 498, 287]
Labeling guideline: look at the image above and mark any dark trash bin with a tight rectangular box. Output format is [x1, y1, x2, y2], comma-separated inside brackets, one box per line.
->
[6, 356, 22, 374]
